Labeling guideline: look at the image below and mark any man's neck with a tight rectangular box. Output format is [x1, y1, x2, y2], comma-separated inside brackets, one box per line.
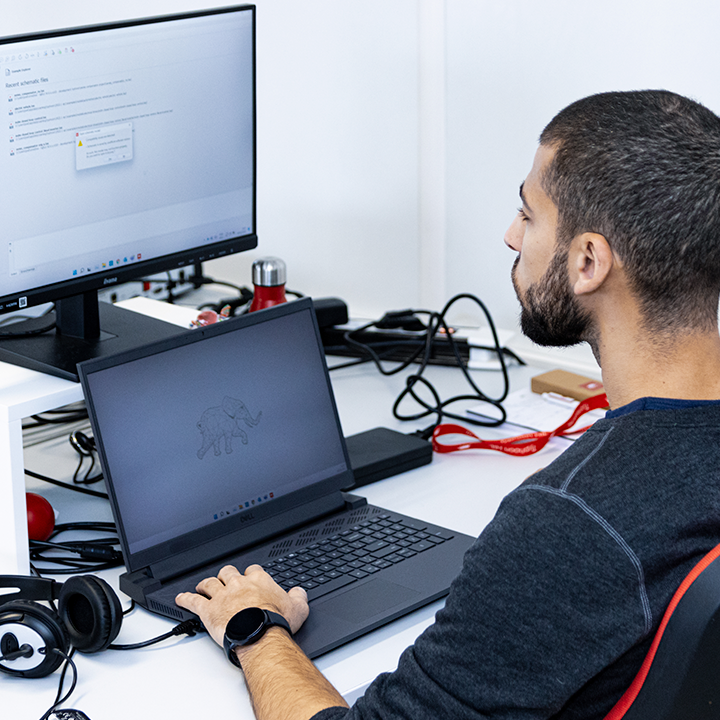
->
[592, 329, 720, 410]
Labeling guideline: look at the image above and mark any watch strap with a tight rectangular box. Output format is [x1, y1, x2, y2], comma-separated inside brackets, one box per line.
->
[224, 608, 292, 668]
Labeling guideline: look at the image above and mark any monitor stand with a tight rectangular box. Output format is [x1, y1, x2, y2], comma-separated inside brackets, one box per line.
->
[0, 290, 186, 382]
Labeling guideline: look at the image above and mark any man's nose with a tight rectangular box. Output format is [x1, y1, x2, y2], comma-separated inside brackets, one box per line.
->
[504, 214, 523, 252]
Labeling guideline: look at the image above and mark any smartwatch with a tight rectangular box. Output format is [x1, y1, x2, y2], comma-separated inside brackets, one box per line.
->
[223, 607, 292, 668]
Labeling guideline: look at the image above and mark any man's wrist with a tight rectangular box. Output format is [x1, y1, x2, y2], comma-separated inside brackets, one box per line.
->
[224, 607, 293, 668]
[232, 625, 294, 668]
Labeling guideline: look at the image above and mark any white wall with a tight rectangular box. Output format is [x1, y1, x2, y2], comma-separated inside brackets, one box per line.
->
[3, 0, 420, 321]
[444, 0, 720, 330]
[6, 0, 720, 339]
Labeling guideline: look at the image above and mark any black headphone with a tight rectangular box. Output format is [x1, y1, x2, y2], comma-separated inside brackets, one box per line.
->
[0, 575, 122, 678]
[69, 430, 95, 456]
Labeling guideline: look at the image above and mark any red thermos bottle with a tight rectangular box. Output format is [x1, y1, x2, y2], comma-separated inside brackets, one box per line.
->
[249, 257, 287, 312]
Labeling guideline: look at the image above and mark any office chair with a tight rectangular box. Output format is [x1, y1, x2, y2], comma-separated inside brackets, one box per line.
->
[604, 543, 720, 720]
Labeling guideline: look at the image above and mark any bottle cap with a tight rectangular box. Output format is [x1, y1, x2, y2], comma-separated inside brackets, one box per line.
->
[252, 257, 286, 287]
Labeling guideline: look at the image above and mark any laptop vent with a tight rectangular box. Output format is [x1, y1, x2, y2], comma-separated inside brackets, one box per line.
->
[296, 529, 319, 542]
[348, 507, 372, 521]
[149, 599, 184, 620]
[268, 539, 294, 557]
[321, 518, 346, 535]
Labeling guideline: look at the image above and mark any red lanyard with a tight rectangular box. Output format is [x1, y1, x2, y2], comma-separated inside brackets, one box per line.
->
[432, 393, 609, 457]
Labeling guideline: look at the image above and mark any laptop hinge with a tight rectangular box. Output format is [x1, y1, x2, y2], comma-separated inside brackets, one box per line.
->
[145, 491, 365, 584]
[342, 492, 366, 510]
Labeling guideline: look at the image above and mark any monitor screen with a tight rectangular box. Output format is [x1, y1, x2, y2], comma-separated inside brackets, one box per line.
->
[0, 5, 257, 380]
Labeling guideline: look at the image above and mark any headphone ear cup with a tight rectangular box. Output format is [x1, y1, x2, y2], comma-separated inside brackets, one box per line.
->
[57, 576, 122, 653]
[0, 600, 69, 678]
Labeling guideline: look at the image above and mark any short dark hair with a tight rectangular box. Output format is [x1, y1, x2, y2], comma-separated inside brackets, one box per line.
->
[540, 90, 720, 333]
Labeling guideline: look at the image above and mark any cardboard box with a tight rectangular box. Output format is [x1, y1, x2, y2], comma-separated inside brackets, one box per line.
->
[531, 369, 605, 402]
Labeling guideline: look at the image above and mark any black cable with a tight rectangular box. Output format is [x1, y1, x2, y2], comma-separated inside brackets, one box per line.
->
[0, 312, 56, 338]
[164, 271, 177, 304]
[0, 313, 42, 326]
[187, 272, 245, 294]
[29, 522, 122, 575]
[25, 469, 108, 499]
[38, 408, 85, 414]
[28, 412, 88, 425]
[29, 605, 199, 720]
[108, 619, 204, 650]
[46, 521, 117, 536]
[30, 539, 121, 561]
[343, 320, 429, 376]
[72, 452, 102, 486]
[39, 648, 79, 720]
[28, 558, 122, 575]
[327, 339, 434, 371]
[327, 356, 375, 371]
[197, 287, 254, 315]
[339, 294, 512, 431]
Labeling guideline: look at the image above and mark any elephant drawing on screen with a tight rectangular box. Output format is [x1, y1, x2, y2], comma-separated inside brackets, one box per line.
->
[196, 396, 262, 459]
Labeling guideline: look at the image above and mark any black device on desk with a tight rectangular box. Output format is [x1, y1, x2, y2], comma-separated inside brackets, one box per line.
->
[345, 427, 433, 487]
[0, 5, 257, 380]
[78, 298, 475, 659]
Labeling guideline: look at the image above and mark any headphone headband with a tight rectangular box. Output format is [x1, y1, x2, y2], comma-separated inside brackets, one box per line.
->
[0, 576, 60, 605]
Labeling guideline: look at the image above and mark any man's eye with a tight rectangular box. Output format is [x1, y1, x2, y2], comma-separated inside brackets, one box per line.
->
[517, 207, 529, 222]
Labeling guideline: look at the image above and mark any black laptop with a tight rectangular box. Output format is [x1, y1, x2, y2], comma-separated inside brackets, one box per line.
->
[78, 298, 475, 658]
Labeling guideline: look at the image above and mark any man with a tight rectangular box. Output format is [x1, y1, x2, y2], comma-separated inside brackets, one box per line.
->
[177, 90, 720, 719]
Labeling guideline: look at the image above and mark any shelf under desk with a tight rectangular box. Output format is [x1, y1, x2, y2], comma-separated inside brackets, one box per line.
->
[0, 297, 196, 575]
[0, 362, 82, 574]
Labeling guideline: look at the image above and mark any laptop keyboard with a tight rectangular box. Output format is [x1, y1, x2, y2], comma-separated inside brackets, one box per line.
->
[263, 513, 454, 601]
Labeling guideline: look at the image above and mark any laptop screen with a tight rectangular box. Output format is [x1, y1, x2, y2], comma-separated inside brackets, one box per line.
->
[80, 299, 352, 568]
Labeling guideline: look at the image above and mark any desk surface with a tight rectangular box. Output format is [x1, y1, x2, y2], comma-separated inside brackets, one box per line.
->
[3, 357, 573, 720]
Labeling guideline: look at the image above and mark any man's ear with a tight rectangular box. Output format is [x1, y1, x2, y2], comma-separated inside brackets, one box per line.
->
[570, 232, 614, 296]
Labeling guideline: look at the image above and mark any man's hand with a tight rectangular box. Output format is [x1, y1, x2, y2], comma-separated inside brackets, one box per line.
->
[176, 565, 348, 720]
[176, 564, 309, 647]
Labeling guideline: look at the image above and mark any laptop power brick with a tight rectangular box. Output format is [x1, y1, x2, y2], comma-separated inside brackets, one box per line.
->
[344, 427, 433, 488]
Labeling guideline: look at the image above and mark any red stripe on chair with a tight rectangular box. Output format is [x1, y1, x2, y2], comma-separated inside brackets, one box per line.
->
[604, 543, 720, 720]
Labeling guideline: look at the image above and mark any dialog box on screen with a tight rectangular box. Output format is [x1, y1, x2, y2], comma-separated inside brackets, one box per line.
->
[76, 122, 133, 170]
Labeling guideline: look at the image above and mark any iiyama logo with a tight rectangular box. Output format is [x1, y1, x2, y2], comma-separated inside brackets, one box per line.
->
[103, 276, 118, 285]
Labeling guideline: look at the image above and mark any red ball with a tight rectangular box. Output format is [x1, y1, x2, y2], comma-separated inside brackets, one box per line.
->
[26, 492, 55, 542]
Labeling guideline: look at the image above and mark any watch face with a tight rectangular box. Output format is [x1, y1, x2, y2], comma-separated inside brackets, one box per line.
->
[226, 607, 266, 644]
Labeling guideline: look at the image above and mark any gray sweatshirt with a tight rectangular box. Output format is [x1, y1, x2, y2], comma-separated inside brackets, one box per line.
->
[313, 401, 720, 719]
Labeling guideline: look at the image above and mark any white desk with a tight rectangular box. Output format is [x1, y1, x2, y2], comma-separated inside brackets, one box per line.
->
[1, 353, 577, 720]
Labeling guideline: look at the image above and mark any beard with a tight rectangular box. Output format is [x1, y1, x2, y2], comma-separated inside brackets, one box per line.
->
[511, 246, 593, 347]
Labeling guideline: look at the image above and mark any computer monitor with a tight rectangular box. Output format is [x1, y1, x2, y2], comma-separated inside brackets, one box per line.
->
[0, 5, 257, 381]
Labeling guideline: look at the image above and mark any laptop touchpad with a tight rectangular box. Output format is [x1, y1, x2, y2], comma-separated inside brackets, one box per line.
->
[314, 580, 420, 622]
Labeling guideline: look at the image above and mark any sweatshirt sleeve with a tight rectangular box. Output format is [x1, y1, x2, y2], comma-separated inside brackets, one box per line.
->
[309, 485, 651, 720]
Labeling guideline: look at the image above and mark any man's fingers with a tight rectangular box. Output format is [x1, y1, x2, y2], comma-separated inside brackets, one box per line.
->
[285, 585, 310, 633]
[217, 565, 243, 582]
[196, 575, 225, 596]
[175, 590, 206, 613]
[287, 585, 308, 602]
